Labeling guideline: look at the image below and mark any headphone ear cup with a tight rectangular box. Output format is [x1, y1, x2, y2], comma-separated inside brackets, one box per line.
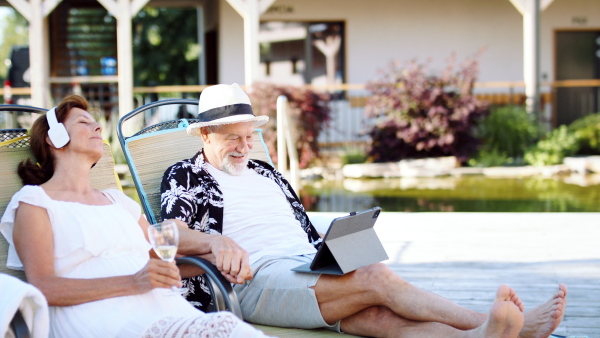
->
[48, 122, 70, 148]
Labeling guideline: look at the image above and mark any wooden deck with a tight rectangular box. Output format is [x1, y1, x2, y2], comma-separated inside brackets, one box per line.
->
[308, 212, 600, 337]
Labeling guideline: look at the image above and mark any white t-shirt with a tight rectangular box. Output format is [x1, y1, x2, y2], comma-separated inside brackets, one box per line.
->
[206, 163, 316, 264]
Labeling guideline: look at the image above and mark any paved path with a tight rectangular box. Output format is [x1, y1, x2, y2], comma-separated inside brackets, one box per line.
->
[308, 212, 600, 337]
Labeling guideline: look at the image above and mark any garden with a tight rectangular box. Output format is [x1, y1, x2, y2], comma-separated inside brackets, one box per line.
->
[248, 55, 600, 212]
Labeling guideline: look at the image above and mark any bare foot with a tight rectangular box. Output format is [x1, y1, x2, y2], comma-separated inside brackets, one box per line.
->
[519, 284, 567, 338]
[467, 285, 524, 338]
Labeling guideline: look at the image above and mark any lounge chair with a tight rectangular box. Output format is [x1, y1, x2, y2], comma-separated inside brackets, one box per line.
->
[0, 105, 48, 337]
[117, 99, 357, 337]
[0, 104, 124, 337]
[0, 104, 247, 337]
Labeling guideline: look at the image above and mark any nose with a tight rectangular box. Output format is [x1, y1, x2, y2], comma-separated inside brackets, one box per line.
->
[94, 121, 102, 133]
[236, 138, 252, 153]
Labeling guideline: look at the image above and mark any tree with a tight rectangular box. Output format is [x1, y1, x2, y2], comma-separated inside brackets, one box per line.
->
[132, 8, 199, 86]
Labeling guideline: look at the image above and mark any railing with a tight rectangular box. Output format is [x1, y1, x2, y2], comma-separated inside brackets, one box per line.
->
[3, 80, 600, 98]
[2, 80, 599, 153]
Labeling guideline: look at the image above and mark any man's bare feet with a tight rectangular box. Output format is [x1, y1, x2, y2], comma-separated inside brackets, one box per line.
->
[467, 285, 524, 338]
[519, 284, 568, 338]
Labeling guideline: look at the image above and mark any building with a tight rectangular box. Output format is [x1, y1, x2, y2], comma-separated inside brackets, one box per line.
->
[1, 0, 599, 126]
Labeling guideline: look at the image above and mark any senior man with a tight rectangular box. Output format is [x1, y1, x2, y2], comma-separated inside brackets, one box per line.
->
[161, 83, 566, 338]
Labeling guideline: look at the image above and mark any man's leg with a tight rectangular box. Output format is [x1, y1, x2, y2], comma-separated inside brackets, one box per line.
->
[338, 285, 524, 338]
[313, 263, 490, 329]
[312, 263, 566, 337]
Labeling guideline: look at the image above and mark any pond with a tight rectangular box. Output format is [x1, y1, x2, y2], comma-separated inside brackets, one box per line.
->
[124, 174, 600, 213]
[297, 174, 600, 212]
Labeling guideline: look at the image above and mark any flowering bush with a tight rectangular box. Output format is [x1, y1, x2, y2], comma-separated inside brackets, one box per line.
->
[365, 54, 489, 163]
[248, 82, 331, 168]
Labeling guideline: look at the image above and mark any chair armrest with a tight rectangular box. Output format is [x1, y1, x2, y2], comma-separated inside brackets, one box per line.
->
[10, 309, 30, 338]
[175, 256, 243, 319]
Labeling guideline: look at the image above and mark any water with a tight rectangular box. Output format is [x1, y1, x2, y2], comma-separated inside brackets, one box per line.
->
[124, 174, 600, 213]
[298, 175, 600, 212]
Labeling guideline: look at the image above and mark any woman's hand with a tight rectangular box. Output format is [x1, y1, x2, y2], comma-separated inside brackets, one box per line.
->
[131, 259, 182, 294]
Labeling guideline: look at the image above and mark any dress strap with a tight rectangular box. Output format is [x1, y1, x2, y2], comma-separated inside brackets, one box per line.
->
[101, 190, 118, 204]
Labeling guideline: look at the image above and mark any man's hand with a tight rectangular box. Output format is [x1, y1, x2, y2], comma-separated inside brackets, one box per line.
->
[208, 235, 252, 284]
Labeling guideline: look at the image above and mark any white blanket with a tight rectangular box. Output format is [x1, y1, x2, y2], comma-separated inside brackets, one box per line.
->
[0, 274, 48, 338]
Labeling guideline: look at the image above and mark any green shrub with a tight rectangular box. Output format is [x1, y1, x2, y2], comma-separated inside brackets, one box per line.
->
[470, 106, 543, 167]
[468, 148, 511, 167]
[341, 149, 368, 165]
[568, 113, 600, 154]
[524, 125, 579, 166]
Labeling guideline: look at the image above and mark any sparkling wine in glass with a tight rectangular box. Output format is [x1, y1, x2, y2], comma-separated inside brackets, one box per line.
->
[148, 220, 188, 295]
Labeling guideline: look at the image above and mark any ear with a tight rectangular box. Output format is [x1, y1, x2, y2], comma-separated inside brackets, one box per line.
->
[200, 128, 210, 143]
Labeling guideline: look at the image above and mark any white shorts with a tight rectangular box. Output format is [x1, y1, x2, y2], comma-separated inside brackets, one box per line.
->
[233, 254, 341, 332]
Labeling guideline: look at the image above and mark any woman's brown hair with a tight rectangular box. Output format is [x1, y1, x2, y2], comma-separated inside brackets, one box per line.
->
[17, 95, 90, 185]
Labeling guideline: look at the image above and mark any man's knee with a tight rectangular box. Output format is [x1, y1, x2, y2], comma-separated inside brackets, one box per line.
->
[353, 263, 406, 289]
[359, 305, 394, 322]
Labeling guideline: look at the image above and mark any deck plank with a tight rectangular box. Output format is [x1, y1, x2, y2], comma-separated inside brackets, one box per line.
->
[309, 212, 600, 337]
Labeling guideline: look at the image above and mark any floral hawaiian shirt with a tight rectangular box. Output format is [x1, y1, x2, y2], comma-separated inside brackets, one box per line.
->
[160, 149, 322, 311]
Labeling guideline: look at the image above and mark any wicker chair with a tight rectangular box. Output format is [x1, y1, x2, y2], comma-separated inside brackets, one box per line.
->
[0, 104, 123, 338]
[118, 99, 258, 318]
[117, 99, 355, 337]
[0, 104, 253, 336]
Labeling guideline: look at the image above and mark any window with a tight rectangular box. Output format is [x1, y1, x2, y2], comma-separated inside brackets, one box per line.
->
[258, 21, 345, 86]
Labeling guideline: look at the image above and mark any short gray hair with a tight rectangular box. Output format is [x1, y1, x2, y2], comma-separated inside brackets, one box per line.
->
[200, 125, 223, 135]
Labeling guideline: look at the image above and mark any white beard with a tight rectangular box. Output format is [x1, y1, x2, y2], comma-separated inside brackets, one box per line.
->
[220, 152, 248, 176]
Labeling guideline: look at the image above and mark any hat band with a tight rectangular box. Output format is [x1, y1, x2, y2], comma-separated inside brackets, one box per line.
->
[198, 104, 254, 123]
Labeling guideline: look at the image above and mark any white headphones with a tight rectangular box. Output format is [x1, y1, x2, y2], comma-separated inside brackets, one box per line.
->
[46, 107, 70, 149]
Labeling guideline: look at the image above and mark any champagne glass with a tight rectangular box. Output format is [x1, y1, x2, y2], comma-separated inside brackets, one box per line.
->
[148, 220, 188, 295]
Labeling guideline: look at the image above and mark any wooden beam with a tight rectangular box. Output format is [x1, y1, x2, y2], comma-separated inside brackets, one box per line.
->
[97, 0, 119, 18]
[258, 0, 275, 14]
[509, 0, 555, 16]
[49, 75, 119, 84]
[226, 0, 246, 19]
[6, 0, 30, 20]
[130, 0, 150, 17]
[540, 0, 555, 11]
[43, 0, 62, 17]
[508, 0, 525, 15]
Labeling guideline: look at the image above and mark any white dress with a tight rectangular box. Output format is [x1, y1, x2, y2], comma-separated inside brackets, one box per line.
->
[0, 185, 267, 338]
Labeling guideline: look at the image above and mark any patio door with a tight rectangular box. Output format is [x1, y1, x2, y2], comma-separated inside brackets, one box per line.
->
[554, 30, 600, 126]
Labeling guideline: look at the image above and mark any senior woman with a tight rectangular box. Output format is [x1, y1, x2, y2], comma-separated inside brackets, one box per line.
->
[0, 95, 267, 337]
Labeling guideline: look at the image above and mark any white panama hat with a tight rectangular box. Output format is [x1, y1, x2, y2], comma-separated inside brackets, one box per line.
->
[187, 83, 269, 136]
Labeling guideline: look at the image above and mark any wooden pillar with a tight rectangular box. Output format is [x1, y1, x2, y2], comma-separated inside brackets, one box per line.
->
[29, 0, 47, 107]
[8, 0, 57, 107]
[117, 0, 134, 117]
[97, 0, 149, 118]
[509, 0, 556, 117]
[197, 6, 206, 85]
[226, 0, 276, 87]
[523, 0, 541, 116]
